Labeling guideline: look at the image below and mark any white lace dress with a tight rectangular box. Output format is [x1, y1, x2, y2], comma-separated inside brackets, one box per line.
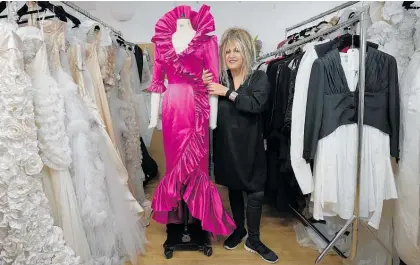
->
[0, 21, 79, 265]
[115, 48, 147, 203]
[16, 26, 94, 264]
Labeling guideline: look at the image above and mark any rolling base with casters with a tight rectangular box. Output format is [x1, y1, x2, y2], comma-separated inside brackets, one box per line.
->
[163, 223, 212, 259]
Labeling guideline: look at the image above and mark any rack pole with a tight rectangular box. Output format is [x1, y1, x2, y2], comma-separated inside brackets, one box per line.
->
[61, 1, 123, 36]
[314, 9, 368, 264]
[350, 9, 367, 261]
[284, 1, 359, 37]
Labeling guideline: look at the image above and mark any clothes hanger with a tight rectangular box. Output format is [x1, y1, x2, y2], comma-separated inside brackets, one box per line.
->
[333, 33, 379, 51]
[0, 1, 6, 14]
[403, 1, 420, 9]
[53, 5, 81, 27]
[17, 3, 55, 25]
[16, 1, 66, 23]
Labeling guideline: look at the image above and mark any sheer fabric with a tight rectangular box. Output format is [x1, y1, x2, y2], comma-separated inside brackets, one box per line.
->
[16, 25, 93, 263]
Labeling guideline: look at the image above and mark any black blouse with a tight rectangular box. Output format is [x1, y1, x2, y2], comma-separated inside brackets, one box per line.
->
[303, 46, 400, 162]
[213, 70, 270, 191]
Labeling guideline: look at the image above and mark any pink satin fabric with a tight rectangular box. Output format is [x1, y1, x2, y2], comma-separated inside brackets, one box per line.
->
[148, 5, 236, 236]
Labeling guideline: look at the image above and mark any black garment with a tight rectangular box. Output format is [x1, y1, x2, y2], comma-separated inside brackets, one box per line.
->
[228, 189, 264, 240]
[283, 54, 304, 133]
[263, 54, 307, 217]
[139, 137, 158, 185]
[213, 70, 270, 191]
[134, 45, 144, 83]
[303, 46, 400, 162]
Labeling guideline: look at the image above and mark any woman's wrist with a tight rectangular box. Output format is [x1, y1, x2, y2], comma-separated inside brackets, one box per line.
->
[226, 89, 238, 101]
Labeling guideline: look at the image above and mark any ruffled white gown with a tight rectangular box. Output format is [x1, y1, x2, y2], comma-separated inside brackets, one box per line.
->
[394, 16, 420, 265]
[367, 1, 418, 76]
[16, 25, 93, 264]
[0, 20, 79, 265]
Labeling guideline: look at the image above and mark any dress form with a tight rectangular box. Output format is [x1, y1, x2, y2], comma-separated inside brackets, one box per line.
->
[149, 18, 218, 129]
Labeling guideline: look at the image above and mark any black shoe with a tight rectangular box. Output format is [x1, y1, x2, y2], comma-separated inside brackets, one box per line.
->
[244, 238, 279, 263]
[224, 228, 247, 250]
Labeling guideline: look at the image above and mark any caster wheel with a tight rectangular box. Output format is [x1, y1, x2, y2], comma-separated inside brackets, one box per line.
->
[203, 246, 213, 257]
[164, 248, 173, 259]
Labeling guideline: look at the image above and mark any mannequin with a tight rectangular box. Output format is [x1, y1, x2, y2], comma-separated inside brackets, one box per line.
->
[148, 17, 218, 129]
[148, 4, 235, 241]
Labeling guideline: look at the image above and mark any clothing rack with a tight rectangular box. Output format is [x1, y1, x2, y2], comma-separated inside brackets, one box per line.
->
[284, 1, 360, 37]
[256, 8, 392, 264]
[61, 1, 121, 36]
[61, 0, 136, 48]
[61, 1, 138, 47]
[255, 14, 361, 66]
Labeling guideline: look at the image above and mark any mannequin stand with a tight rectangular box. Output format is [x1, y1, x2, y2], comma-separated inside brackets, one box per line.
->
[163, 199, 213, 259]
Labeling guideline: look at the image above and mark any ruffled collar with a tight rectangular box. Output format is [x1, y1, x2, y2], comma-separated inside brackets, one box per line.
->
[151, 5, 215, 60]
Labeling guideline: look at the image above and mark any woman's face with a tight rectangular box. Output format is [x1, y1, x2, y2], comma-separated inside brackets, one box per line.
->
[224, 41, 243, 72]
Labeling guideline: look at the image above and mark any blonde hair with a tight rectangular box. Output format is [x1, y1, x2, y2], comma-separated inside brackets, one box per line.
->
[219, 27, 256, 88]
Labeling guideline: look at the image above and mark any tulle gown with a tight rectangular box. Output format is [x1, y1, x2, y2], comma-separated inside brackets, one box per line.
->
[66, 24, 146, 264]
[148, 5, 235, 236]
[41, 20, 133, 265]
[16, 25, 93, 264]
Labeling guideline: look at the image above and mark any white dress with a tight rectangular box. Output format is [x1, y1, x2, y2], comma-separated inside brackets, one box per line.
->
[116, 47, 148, 204]
[42, 20, 127, 265]
[394, 17, 420, 265]
[16, 26, 93, 264]
[310, 51, 397, 230]
[0, 20, 79, 265]
[66, 26, 146, 264]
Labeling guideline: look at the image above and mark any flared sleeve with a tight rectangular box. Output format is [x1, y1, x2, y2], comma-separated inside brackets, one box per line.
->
[148, 48, 167, 93]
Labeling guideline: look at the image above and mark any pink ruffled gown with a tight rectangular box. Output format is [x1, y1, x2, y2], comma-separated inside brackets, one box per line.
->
[148, 5, 236, 236]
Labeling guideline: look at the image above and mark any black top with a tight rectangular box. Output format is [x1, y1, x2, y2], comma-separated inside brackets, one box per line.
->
[134, 45, 144, 83]
[303, 46, 400, 162]
[213, 70, 270, 192]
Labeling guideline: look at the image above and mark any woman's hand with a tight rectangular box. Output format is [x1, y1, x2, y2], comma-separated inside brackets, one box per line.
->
[208, 82, 229, 96]
[202, 69, 213, 85]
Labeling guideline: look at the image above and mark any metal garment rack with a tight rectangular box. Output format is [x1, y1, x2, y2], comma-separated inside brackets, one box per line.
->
[255, 8, 392, 265]
[255, 15, 361, 66]
[284, 1, 359, 38]
[60, 1, 136, 46]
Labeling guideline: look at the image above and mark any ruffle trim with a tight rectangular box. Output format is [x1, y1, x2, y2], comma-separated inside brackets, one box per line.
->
[148, 81, 166, 93]
[151, 4, 215, 57]
[151, 129, 236, 236]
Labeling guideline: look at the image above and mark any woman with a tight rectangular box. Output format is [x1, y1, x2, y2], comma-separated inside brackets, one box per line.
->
[203, 28, 278, 264]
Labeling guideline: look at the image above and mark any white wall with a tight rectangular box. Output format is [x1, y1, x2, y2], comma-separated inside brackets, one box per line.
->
[72, 1, 347, 53]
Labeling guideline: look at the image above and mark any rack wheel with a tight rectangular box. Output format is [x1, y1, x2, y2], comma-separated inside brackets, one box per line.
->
[164, 248, 173, 259]
[203, 246, 213, 257]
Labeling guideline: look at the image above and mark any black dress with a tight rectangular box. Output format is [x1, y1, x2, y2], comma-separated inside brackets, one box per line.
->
[213, 70, 270, 192]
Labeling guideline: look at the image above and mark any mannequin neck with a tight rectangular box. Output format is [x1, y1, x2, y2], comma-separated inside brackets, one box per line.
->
[176, 18, 195, 33]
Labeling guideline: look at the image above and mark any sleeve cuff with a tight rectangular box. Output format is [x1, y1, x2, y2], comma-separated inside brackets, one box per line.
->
[226, 89, 238, 101]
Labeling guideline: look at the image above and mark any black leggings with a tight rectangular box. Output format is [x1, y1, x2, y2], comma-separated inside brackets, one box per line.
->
[228, 189, 264, 240]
